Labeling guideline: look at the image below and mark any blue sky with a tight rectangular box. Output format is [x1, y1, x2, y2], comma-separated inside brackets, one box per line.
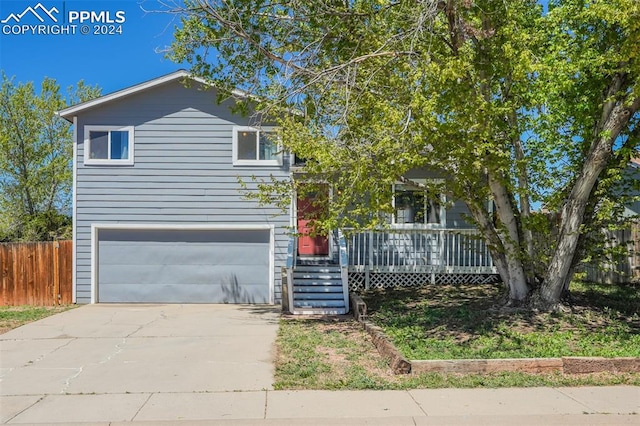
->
[0, 0, 184, 97]
[0, 1, 551, 100]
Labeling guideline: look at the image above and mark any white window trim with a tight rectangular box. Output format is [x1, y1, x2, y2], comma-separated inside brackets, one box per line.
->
[84, 125, 135, 166]
[391, 181, 446, 228]
[232, 126, 282, 166]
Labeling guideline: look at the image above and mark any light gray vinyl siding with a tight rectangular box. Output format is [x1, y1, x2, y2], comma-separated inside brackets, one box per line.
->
[402, 167, 475, 229]
[74, 80, 290, 304]
[446, 200, 475, 229]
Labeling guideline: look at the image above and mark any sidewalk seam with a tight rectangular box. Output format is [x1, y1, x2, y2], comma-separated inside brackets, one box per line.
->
[407, 390, 429, 418]
[552, 387, 596, 414]
[4, 395, 45, 424]
[263, 390, 268, 419]
[130, 392, 153, 421]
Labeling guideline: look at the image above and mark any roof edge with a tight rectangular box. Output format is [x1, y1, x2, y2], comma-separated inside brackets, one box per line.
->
[57, 70, 247, 121]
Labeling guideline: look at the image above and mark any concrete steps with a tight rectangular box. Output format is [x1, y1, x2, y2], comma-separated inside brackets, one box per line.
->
[292, 265, 347, 314]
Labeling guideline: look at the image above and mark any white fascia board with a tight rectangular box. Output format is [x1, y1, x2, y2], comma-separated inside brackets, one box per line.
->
[58, 70, 190, 120]
[57, 70, 250, 121]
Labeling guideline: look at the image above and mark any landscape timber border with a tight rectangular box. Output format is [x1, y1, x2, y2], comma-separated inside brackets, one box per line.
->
[349, 293, 640, 375]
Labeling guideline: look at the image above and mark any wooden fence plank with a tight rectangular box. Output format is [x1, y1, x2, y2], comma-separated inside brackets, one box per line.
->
[59, 241, 72, 304]
[53, 241, 60, 305]
[0, 241, 73, 306]
[583, 220, 640, 284]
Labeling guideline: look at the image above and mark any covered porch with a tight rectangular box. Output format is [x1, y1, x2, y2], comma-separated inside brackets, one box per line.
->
[345, 228, 499, 290]
[284, 227, 499, 314]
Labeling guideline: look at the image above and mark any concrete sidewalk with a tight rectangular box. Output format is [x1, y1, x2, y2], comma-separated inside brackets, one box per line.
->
[2, 386, 638, 424]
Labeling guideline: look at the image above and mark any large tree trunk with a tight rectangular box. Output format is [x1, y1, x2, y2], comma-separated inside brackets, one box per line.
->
[536, 78, 639, 309]
[488, 173, 529, 303]
[513, 134, 536, 282]
[466, 201, 511, 292]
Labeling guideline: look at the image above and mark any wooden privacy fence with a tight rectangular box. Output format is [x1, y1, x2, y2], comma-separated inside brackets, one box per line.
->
[0, 240, 72, 305]
[582, 221, 640, 284]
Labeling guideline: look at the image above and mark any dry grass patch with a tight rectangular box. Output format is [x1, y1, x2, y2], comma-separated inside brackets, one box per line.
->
[274, 282, 640, 389]
[274, 317, 402, 389]
[0, 305, 74, 334]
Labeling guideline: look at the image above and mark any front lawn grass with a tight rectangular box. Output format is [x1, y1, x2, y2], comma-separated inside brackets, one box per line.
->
[274, 317, 640, 389]
[363, 281, 640, 360]
[0, 305, 74, 333]
[273, 281, 640, 389]
[274, 318, 398, 390]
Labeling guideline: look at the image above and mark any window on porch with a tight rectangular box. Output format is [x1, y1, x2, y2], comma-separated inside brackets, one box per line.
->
[391, 182, 445, 227]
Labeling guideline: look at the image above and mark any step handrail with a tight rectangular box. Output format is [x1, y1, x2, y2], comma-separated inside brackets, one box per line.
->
[285, 235, 295, 313]
[337, 229, 350, 313]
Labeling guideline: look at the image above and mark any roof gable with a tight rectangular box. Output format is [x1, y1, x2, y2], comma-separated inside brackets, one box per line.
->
[57, 70, 245, 121]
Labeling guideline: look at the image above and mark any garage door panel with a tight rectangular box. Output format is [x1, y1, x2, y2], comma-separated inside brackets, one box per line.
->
[99, 229, 270, 244]
[99, 264, 269, 286]
[99, 283, 270, 304]
[99, 242, 269, 267]
[96, 228, 271, 303]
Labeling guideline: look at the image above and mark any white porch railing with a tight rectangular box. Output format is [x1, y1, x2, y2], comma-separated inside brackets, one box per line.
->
[337, 229, 349, 306]
[346, 228, 496, 274]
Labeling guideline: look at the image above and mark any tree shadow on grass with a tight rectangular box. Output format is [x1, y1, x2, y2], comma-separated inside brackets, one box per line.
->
[571, 282, 640, 318]
[360, 282, 640, 358]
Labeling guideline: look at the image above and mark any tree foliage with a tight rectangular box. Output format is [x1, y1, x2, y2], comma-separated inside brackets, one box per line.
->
[0, 74, 101, 241]
[168, 0, 640, 309]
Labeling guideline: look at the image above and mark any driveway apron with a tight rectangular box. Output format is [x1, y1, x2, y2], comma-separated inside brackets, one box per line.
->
[0, 304, 279, 396]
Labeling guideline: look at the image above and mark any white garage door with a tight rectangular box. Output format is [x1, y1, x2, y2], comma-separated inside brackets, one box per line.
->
[96, 227, 272, 303]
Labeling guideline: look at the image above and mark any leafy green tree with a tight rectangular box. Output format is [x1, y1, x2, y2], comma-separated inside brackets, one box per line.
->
[0, 74, 100, 241]
[168, 0, 639, 309]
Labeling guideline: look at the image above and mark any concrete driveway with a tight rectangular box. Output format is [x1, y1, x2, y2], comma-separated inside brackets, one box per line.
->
[1, 305, 638, 425]
[1, 304, 279, 421]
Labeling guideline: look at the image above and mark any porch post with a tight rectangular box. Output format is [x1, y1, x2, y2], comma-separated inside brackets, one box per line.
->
[366, 230, 373, 290]
[285, 236, 295, 313]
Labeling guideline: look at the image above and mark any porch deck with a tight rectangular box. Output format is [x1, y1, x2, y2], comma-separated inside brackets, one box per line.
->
[285, 228, 499, 312]
[344, 228, 499, 290]
[346, 228, 496, 273]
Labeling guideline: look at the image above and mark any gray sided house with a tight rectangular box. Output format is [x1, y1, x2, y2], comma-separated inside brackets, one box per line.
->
[59, 70, 290, 306]
[60, 70, 498, 315]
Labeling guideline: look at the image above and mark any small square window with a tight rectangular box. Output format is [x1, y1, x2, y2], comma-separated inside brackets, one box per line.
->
[110, 131, 129, 160]
[84, 126, 134, 165]
[392, 183, 444, 227]
[259, 132, 278, 160]
[233, 126, 282, 166]
[237, 130, 258, 160]
[89, 131, 109, 160]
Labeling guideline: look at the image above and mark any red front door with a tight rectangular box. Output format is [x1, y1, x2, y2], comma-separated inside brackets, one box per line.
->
[297, 190, 329, 256]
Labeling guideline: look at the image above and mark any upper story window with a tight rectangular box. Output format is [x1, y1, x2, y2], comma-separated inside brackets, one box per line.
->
[391, 182, 445, 227]
[84, 126, 134, 166]
[232, 126, 282, 166]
